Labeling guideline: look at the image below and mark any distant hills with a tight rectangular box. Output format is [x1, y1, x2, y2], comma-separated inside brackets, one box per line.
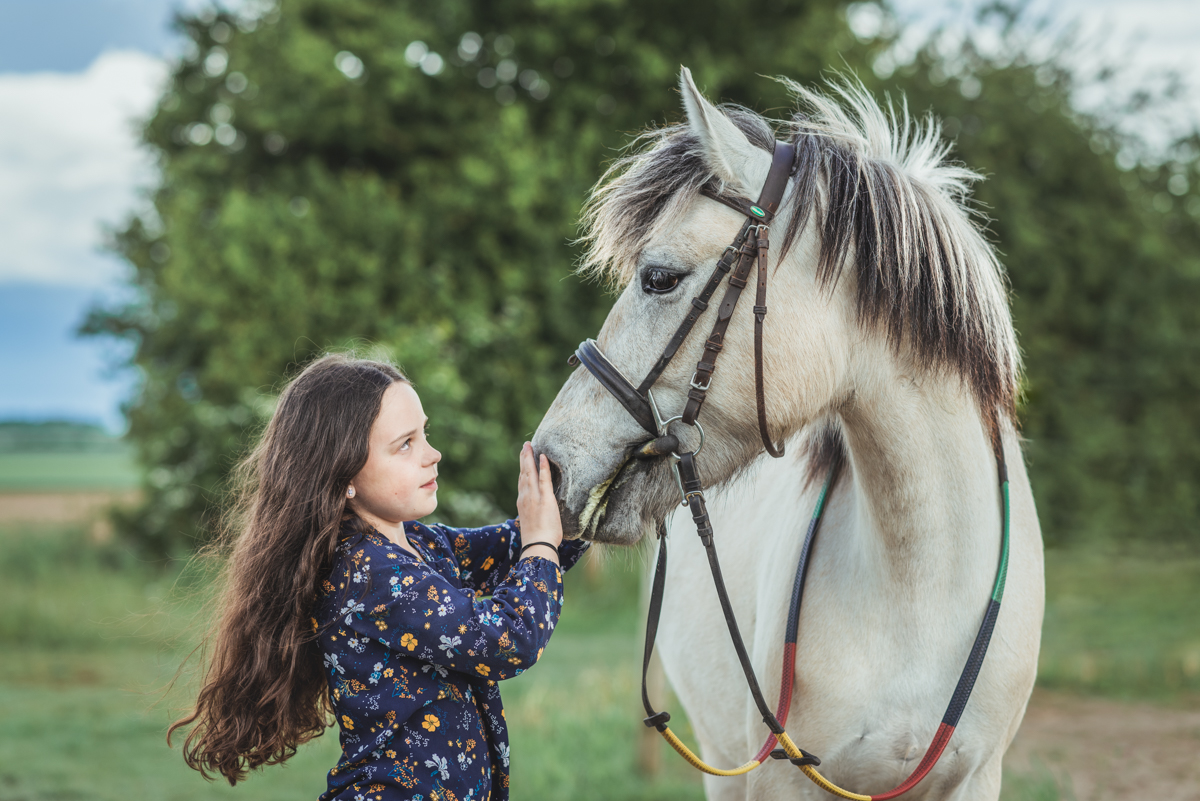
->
[0, 421, 139, 492]
[0, 420, 130, 454]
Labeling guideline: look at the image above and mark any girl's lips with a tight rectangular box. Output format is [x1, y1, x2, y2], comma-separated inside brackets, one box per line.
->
[421, 479, 438, 491]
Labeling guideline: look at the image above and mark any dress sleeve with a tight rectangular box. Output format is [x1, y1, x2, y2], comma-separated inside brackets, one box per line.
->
[435, 520, 520, 596]
[437, 519, 591, 595]
[337, 543, 565, 681]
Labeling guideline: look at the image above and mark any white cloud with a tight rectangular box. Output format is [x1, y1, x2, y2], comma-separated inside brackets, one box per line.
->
[887, 0, 1200, 150]
[0, 50, 167, 286]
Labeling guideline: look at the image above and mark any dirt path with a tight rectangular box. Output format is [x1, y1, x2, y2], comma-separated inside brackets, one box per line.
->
[1007, 689, 1200, 800]
[0, 490, 140, 524]
[0, 491, 141, 543]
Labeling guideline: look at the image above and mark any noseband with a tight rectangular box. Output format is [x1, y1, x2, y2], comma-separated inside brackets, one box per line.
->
[567, 139, 1012, 799]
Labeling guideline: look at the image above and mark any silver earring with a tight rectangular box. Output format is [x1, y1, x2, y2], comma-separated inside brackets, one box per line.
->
[346, 486, 356, 499]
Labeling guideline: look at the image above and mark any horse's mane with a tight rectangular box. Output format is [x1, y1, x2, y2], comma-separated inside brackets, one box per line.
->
[578, 78, 1020, 438]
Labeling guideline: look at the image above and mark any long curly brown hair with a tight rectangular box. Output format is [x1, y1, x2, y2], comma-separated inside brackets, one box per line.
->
[169, 353, 407, 784]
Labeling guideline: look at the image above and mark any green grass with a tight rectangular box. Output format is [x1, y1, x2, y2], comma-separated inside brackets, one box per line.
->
[0, 451, 141, 492]
[0, 527, 702, 801]
[3, 527, 1193, 800]
[1001, 762, 1075, 801]
[1036, 547, 1200, 698]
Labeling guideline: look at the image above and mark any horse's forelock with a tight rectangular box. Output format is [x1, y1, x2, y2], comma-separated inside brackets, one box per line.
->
[576, 106, 774, 289]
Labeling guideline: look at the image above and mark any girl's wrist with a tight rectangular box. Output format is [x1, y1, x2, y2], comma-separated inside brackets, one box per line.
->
[519, 541, 560, 563]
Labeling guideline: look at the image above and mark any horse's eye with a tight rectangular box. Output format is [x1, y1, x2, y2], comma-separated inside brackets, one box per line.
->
[642, 268, 680, 294]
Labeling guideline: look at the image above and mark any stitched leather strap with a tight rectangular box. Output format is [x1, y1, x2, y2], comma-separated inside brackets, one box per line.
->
[683, 142, 795, 427]
[755, 142, 797, 217]
[574, 141, 797, 446]
[641, 520, 671, 731]
[699, 182, 772, 220]
[754, 225, 785, 457]
[677, 452, 782, 733]
[572, 339, 657, 436]
[682, 230, 758, 425]
[636, 220, 754, 395]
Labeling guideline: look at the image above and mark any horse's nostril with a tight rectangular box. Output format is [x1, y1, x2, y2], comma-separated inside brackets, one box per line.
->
[545, 457, 564, 498]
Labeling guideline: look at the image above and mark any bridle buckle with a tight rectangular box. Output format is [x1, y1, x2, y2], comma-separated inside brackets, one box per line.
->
[648, 390, 705, 506]
[689, 372, 712, 391]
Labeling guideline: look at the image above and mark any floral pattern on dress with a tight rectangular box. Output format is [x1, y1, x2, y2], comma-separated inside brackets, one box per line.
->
[316, 518, 588, 801]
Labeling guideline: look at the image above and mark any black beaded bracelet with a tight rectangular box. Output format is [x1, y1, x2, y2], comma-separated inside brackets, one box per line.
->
[519, 541, 559, 559]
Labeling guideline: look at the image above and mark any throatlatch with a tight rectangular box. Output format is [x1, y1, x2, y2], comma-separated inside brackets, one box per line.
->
[569, 137, 1012, 798]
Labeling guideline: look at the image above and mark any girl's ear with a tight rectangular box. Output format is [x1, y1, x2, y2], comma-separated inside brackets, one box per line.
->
[679, 66, 771, 195]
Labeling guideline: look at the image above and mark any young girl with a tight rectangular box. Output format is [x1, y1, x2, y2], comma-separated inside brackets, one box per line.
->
[170, 353, 588, 800]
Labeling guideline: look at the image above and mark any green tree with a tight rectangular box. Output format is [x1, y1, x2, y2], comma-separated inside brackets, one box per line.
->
[91, 0, 1200, 556]
[87, 0, 881, 556]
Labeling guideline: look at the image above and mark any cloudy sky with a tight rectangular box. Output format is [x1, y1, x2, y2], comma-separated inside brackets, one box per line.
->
[1, 0, 1197, 431]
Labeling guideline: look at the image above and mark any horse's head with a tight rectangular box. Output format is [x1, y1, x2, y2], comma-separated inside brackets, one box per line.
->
[534, 67, 1017, 544]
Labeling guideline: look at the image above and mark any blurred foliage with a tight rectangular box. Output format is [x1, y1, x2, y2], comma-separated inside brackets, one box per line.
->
[83, 0, 881, 555]
[84, 0, 1199, 554]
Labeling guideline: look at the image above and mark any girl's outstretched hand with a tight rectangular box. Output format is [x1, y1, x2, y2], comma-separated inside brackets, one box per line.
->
[516, 442, 563, 564]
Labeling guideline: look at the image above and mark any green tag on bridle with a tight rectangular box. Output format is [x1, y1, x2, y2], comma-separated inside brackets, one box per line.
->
[750, 205, 766, 218]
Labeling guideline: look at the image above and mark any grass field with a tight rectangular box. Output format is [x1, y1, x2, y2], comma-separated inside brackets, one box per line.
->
[1037, 549, 1200, 698]
[0, 451, 141, 492]
[0, 423, 140, 494]
[1, 524, 1196, 800]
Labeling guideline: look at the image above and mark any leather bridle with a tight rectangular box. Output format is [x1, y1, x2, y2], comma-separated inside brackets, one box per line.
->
[570, 139, 826, 767]
[571, 140, 796, 470]
[566, 138, 1012, 799]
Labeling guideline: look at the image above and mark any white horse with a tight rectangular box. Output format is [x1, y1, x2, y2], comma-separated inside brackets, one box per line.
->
[532, 68, 1043, 800]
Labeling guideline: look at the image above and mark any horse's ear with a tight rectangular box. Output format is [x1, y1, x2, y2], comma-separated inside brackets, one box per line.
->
[679, 66, 769, 194]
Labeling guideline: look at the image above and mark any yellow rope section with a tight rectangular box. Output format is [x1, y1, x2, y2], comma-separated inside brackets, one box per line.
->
[658, 727, 761, 776]
[776, 732, 872, 801]
[656, 725, 873, 799]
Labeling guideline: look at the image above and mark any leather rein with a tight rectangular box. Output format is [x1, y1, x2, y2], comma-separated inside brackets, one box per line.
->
[568, 140, 1012, 799]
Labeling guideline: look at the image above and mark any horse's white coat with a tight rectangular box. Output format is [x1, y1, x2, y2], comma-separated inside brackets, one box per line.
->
[533, 68, 1044, 800]
[657, 391, 1042, 800]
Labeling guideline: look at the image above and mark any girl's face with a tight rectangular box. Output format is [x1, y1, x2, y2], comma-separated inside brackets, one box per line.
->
[350, 382, 442, 525]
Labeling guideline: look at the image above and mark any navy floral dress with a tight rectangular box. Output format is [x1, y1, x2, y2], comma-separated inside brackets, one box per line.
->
[314, 518, 589, 801]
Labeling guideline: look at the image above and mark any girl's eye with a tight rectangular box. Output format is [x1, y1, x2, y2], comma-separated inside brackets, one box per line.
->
[400, 425, 429, 452]
[642, 268, 680, 294]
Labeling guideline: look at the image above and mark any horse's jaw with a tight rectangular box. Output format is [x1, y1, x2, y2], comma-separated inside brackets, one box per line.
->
[572, 464, 659, 545]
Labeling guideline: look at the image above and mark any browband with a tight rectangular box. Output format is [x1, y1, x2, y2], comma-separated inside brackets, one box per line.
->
[698, 140, 796, 222]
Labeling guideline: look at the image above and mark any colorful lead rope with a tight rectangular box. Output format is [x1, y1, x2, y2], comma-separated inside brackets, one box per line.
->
[645, 454, 1012, 800]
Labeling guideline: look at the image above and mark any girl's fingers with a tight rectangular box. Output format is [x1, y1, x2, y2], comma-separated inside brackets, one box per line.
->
[538, 454, 554, 493]
[528, 448, 543, 499]
[518, 443, 532, 490]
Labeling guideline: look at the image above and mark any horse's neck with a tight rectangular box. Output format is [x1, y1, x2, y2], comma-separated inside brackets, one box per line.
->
[833, 361, 1002, 596]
